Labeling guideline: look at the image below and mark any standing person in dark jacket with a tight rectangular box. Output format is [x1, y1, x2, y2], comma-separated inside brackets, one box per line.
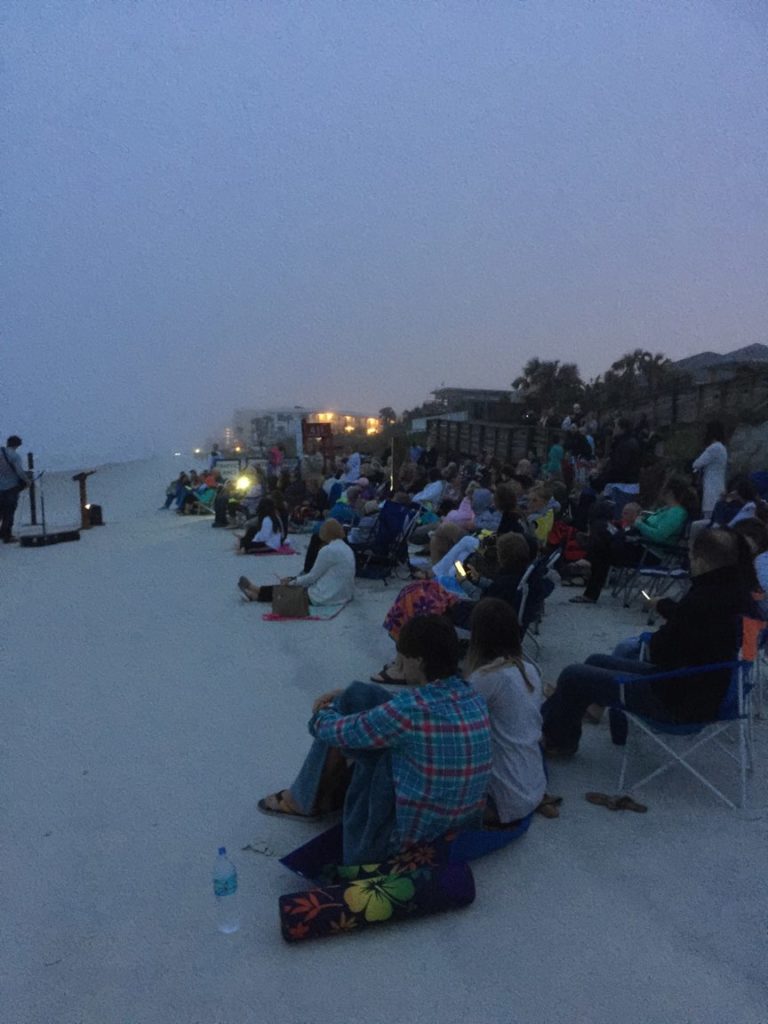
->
[0, 435, 30, 543]
[542, 529, 752, 755]
[594, 418, 642, 490]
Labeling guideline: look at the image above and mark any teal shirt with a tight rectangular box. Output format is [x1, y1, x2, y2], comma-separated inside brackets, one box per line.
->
[545, 444, 564, 474]
[635, 505, 686, 545]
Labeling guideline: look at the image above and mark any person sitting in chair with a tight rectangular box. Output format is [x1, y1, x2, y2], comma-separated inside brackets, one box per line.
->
[541, 529, 753, 755]
[569, 477, 691, 605]
[256, 615, 492, 865]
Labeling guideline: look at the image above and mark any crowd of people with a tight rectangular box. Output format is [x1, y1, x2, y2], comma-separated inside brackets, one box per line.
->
[170, 416, 767, 867]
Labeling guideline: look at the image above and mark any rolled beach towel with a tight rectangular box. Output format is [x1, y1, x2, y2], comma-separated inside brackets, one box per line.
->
[279, 863, 476, 942]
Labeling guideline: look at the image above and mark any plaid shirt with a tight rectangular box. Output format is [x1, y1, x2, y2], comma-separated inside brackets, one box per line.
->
[310, 678, 492, 850]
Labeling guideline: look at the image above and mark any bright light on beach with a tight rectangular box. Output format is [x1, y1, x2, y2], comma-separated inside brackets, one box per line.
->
[235, 476, 252, 491]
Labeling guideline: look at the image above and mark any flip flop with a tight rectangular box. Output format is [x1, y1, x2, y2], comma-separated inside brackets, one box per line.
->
[370, 665, 408, 685]
[569, 595, 596, 604]
[585, 791, 648, 813]
[257, 790, 321, 820]
[238, 576, 257, 601]
[535, 794, 563, 819]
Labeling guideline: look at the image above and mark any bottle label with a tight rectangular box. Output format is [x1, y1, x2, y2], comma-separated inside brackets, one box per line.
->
[214, 874, 238, 898]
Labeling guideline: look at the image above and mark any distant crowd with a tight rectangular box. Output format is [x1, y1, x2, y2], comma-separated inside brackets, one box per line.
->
[158, 412, 767, 866]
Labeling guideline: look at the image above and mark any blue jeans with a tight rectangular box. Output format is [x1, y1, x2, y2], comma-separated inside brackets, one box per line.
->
[290, 682, 398, 865]
[542, 655, 673, 751]
[612, 636, 643, 660]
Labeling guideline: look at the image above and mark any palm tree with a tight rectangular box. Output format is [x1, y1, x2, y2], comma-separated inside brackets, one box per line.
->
[512, 359, 584, 414]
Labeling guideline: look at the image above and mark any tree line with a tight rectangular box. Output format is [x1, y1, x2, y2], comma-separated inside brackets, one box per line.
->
[387, 348, 689, 426]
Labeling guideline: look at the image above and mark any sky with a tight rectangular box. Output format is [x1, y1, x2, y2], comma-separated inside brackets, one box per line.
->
[3, 0, 767, 461]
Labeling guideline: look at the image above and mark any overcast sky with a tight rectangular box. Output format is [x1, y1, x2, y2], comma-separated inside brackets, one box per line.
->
[3, 0, 767, 460]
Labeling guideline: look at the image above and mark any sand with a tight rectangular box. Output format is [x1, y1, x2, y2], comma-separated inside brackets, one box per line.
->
[3, 457, 767, 1024]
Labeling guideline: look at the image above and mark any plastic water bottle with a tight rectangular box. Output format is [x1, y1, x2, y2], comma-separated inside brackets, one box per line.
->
[213, 847, 240, 933]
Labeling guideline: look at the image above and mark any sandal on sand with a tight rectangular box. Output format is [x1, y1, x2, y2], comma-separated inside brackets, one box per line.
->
[569, 595, 596, 604]
[535, 794, 563, 819]
[257, 790, 320, 820]
[370, 665, 408, 685]
[585, 791, 648, 813]
[238, 576, 257, 601]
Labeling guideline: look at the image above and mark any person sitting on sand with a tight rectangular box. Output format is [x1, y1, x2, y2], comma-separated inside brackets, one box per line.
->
[290, 477, 329, 527]
[238, 518, 354, 606]
[161, 472, 189, 510]
[256, 615, 492, 865]
[370, 533, 535, 683]
[464, 599, 547, 825]
[237, 497, 284, 553]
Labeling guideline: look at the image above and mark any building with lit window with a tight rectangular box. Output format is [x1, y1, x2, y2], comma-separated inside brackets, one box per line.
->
[232, 407, 380, 449]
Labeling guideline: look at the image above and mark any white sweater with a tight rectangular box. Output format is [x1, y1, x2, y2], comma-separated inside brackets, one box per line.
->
[693, 442, 727, 516]
[253, 516, 283, 550]
[468, 659, 546, 822]
[294, 539, 355, 606]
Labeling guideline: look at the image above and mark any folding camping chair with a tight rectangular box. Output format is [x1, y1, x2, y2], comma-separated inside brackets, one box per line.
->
[609, 625, 756, 809]
[612, 523, 690, 609]
[518, 551, 558, 657]
[351, 501, 420, 583]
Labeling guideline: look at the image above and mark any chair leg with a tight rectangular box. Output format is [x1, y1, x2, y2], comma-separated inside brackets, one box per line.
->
[620, 719, 740, 809]
[738, 720, 748, 809]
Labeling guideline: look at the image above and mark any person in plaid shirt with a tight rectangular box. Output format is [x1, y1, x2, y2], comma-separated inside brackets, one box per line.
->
[258, 616, 492, 864]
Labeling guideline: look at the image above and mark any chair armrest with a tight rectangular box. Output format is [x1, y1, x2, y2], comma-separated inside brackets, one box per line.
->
[613, 661, 739, 686]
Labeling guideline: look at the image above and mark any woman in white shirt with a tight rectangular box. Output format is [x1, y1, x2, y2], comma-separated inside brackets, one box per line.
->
[692, 422, 728, 519]
[237, 498, 284, 553]
[465, 598, 547, 824]
[238, 518, 355, 606]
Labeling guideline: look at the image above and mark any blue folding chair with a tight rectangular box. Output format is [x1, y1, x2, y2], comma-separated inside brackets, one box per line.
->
[351, 501, 420, 583]
[609, 650, 755, 809]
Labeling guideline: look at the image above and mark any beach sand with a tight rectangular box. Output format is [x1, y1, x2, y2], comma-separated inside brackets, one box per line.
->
[3, 458, 767, 1024]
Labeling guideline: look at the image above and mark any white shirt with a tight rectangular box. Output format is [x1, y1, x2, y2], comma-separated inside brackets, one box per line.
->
[342, 453, 361, 483]
[728, 502, 756, 527]
[468, 659, 546, 822]
[294, 538, 355, 605]
[254, 516, 283, 550]
[692, 442, 727, 516]
[412, 480, 445, 506]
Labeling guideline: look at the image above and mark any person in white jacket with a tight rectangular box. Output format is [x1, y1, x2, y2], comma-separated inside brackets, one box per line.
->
[692, 422, 728, 519]
[237, 518, 355, 606]
[237, 498, 285, 553]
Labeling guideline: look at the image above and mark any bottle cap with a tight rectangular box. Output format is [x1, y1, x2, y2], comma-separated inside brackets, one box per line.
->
[218, 846, 226, 855]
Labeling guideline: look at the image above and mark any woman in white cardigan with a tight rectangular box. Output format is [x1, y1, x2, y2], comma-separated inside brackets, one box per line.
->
[692, 422, 728, 519]
[238, 519, 355, 606]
